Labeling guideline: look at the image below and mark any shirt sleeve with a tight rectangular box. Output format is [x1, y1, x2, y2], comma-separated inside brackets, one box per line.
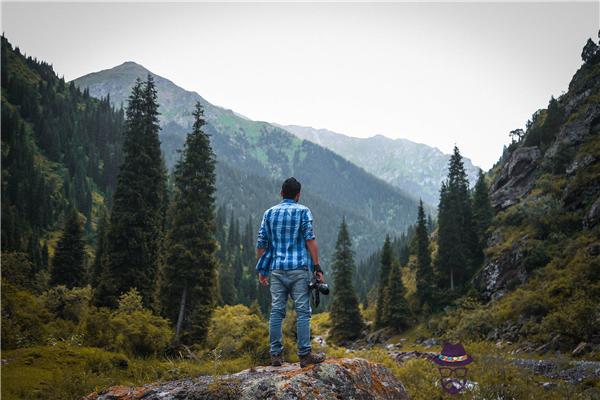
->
[256, 211, 269, 249]
[255, 252, 271, 276]
[301, 208, 316, 241]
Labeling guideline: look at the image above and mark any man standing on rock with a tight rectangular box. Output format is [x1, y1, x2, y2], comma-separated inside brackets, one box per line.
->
[256, 177, 326, 368]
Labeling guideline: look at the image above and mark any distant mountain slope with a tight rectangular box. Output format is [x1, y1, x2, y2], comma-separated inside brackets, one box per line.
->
[73, 62, 421, 258]
[282, 125, 480, 206]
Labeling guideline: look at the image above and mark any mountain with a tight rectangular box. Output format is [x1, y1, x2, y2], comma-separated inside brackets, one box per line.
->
[73, 62, 422, 259]
[281, 125, 481, 206]
[439, 41, 600, 351]
[1, 36, 124, 257]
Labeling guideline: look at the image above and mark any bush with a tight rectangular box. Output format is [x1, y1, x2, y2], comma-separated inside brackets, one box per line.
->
[80, 307, 114, 348]
[109, 289, 172, 356]
[41, 285, 92, 322]
[206, 305, 270, 364]
[1, 281, 50, 349]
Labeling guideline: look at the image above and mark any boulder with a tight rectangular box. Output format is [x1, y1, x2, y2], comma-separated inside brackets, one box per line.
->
[82, 358, 409, 400]
[490, 146, 541, 211]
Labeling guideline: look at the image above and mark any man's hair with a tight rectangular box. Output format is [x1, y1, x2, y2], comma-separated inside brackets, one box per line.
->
[282, 177, 301, 199]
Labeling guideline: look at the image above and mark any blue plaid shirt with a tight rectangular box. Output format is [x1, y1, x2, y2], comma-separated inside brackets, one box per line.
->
[255, 199, 316, 276]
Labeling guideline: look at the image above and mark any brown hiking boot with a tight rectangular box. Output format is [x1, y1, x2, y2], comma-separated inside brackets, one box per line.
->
[271, 353, 283, 367]
[299, 352, 325, 368]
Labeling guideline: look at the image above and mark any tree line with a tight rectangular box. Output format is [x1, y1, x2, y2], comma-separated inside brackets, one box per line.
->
[328, 146, 493, 342]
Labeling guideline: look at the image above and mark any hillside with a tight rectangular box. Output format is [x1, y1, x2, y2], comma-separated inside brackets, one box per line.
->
[1, 35, 123, 256]
[282, 125, 480, 206]
[435, 42, 600, 353]
[73, 62, 421, 258]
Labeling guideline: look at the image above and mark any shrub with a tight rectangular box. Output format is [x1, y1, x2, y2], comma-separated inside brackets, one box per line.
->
[206, 304, 270, 363]
[41, 285, 92, 322]
[1, 281, 50, 349]
[110, 289, 172, 356]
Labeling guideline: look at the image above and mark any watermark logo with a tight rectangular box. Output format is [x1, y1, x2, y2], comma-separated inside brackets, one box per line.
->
[432, 342, 473, 395]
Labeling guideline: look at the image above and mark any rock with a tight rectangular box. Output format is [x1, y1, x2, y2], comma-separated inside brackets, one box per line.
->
[572, 342, 590, 356]
[490, 146, 541, 211]
[313, 336, 326, 347]
[422, 338, 438, 348]
[473, 239, 529, 301]
[510, 358, 600, 384]
[546, 101, 600, 161]
[393, 351, 437, 364]
[584, 196, 600, 228]
[365, 328, 394, 346]
[541, 381, 557, 390]
[82, 358, 409, 400]
[566, 154, 597, 176]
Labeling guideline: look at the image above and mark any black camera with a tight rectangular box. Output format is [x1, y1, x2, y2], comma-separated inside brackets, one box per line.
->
[309, 266, 329, 307]
[309, 277, 330, 295]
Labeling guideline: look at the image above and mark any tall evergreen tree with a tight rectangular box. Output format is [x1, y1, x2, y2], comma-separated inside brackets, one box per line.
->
[382, 261, 411, 331]
[436, 146, 477, 292]
[329, 219, 364, 344]
[375, 235, 393, 328]
[98, 76, 168, 308]
[50, 209, 86, 288]
[160, 102, 218, 344]
[415, 199, 434, 310]
[471, 170, 493, 269]
[92, 208, 109, 287]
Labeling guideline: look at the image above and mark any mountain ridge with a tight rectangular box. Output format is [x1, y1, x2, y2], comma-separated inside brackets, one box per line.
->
[73, 61, 422, 260]
[281, 124, 481, 206]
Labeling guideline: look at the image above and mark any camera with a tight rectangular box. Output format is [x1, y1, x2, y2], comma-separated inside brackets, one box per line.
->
[309, 277, 329, 295]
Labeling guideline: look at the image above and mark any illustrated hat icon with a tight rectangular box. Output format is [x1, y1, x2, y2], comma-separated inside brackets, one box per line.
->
[433, 342, 473, 367]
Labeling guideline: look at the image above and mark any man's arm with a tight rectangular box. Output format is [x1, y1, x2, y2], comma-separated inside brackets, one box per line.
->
[301, 209, 324, 281]
[306, 239, 324, 282]
[306, 239, 319, 266]
[256, 212, 270, 286]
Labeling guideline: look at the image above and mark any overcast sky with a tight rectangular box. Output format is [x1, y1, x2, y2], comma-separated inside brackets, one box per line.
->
[2, 2, 598, 169]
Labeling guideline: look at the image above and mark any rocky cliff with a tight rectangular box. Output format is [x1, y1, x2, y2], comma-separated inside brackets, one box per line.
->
[475, 44, 600, 302]
[82, 358, 409, 400]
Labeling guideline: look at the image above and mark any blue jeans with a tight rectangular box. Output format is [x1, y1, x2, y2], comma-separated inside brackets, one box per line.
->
[269, 268, 312, 356]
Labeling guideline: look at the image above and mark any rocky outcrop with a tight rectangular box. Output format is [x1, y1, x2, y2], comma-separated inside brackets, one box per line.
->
[474, 237, 529, 301]
[490, 146, 541, 211]
[584, 195, 600, 228]
[82, 358, 409, 400]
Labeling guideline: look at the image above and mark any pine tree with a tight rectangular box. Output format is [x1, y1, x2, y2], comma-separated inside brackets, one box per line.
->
[375, 235, 393, 328]
[415, 199, 434, 310]
[436, 146, 477, 292]
[51, 209, 86, 288]
[98, 77, 168, 308]
[382, 261, 411, 331]
[329, 219, 364, 344]
[160, 102, 218, 344]
[92, 208, 109, 287]
[471, 170, 493, 269]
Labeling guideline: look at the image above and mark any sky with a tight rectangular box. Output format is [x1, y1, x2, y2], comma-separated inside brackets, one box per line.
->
[2, 2, 599, 169]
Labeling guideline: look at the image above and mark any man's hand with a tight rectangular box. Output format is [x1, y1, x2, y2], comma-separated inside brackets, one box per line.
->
[258, 273, 269, 287]
[315, 271, 324, 282]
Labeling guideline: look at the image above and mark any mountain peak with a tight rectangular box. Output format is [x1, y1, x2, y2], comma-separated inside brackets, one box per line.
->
[111, 61, 151, 74]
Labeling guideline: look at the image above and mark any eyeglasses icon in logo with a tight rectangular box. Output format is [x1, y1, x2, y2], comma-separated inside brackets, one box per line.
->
[433, 342, 473, 395]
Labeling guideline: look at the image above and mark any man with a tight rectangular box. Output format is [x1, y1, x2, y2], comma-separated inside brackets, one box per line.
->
[256, 177, 326, 368]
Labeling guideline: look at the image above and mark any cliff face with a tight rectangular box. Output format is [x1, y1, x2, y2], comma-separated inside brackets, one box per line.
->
[476, 52, 600, 301]
[82, 358, 409, 400]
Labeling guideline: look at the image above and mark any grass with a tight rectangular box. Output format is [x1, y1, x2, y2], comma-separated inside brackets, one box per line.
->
[1, 344, 252, 400]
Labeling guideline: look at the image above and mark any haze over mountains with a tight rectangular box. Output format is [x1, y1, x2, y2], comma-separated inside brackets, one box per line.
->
[73, 61, 422, 259]
[282, 125, 481, 205]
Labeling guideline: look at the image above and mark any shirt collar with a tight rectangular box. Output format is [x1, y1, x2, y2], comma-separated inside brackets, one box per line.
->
[281, 198, 296, 204]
